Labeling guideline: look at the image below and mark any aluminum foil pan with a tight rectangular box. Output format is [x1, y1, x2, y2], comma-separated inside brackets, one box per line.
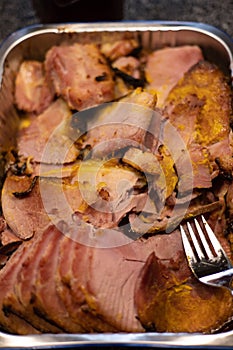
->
[0, 21, 233, 349]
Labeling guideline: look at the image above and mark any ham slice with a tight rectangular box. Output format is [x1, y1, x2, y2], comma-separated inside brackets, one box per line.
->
[145, 45, 203, 107]
[163, 60, 232, 192]
[135, 245, 233, 333]
[45, 43, 115, 110]
[14, 60, 54, 114]
[2, 158, 147, 240]
[0, 240, 41, 334]
[1, 175, 51, 240]
[18, 98, 79, 164]
[2, 227, 63, 333]
[100, 39, 139, 61]
[82, 89, 157, 157]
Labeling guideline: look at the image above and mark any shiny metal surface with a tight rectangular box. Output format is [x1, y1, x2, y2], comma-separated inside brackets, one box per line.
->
[0, 21, 233, 348]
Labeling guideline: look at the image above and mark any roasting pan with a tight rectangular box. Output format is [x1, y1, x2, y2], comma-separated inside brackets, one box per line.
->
[0, 21, 233, 349]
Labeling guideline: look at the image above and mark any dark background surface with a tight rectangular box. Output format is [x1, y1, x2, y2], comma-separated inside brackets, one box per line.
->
[0, 0, 233, 43]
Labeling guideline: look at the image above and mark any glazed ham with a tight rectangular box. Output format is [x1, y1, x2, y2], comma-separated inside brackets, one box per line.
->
[45, 43, 115, 110]
[1, 41, 233, 335]
[163, 60, 233, 187]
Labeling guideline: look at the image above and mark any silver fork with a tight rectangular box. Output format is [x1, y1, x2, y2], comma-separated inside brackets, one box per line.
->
[180, 215, 233, 293]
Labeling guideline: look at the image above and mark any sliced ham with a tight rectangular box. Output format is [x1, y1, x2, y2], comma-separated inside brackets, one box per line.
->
[145, 45, 203, 107]
[163, 60, 232, 192]
[1, 175, 51, 240]
[112, 56, 141, 79]
[45, 43, 115, 110]
[100, 39, 139, 61]
[26, 227, 81, 332]
[2, 159, 148, 239]
[82, 89, 157, 157]
[2, 227, 63, 333]
[0, 241, 41, 334]
[14, 60, 54, 114]
[164, 60, 231, 147]
[18, 98, 79, 164]
[57, 231, 118, 332]
[55, 233, 97, 332]
[1, 222, 232, 334]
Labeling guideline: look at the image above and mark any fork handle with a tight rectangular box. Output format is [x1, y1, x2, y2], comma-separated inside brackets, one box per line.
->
[200, 268, 233, 294]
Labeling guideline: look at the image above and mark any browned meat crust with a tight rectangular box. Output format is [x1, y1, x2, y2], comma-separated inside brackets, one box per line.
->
[45, 43, 115, 110]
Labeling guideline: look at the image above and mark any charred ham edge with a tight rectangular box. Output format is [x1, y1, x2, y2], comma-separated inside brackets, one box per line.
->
[112, 67, 146, 88]
[129, 200, 222, 235]
[0, 241, 22, 256]
[9, 149, 28, 176]
[9, 150, 35, 177]
[95, 73, 108, 82]
[215, 157, 233, 181]
[0, 240, 22, 270]
[13, 176, 38, 198]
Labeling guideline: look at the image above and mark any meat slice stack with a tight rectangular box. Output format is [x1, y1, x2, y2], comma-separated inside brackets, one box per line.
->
[0, 223, 232, 334]
[0, 40, 233, 335]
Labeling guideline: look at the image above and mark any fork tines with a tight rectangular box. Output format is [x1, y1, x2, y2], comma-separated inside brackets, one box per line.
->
[180, 215, 229, 264]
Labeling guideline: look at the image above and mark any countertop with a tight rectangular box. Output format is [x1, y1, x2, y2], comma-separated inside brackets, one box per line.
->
[0, 0, 233, 43]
